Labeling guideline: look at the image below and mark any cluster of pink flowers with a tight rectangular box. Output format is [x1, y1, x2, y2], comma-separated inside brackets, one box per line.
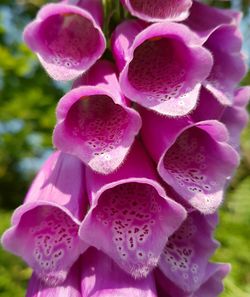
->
[2, 0, 249, 296]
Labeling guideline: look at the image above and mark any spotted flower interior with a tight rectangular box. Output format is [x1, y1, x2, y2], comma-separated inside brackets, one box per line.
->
[161, 126, 238, 213]
[55, 93, 139, 174]
[38, 14, 100, 69]
[23, 3, 105, 80]
[159, 212, 218, 293]
[66, 96, 129, 156]
[128, 38, 187, 104]
[80, 182, 183, 278]
[2, 205, 85, 286]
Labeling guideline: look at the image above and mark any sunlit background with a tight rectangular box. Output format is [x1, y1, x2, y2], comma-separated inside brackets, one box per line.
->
[0, 0, 249, 296]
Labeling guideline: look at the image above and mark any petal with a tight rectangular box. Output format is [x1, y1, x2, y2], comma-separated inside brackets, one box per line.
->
[204, 25, 247, 105]
[184, 1, 247, 105]
[26, 261, 81, 296]
[184, 1, 235, 42]
[139, 106, 189, 163]
[117, 21, 213, 116]
[233, 86, 250, 107]
[23, 3, 105, 81]
[80, 248, 157, 297]
[1, 152, 88, 286]
[159, 211, 219, 292]
[53, 61, 142, 174]
[221, 86, 250, 150]
[120, 0, 192, 23]
[155, 262, 230, 297]
[79, 141, 186, 278]
[189, 87, 226, 123]
[194, 263, 231, 297]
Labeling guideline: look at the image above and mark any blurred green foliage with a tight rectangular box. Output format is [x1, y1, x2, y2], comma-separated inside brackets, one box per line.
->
[0, 0, 64, 209]
[0, 0, 249, 296]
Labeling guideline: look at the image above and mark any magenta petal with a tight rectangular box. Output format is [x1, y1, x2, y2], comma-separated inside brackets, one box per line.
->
[194, 262, 231, 297]
[79, 141, 187, 278]
[204, 25, 247, 105]
[23, 3, 105, 81]
[111, 20, 145, 71]
[159, 211, 219, 293]
[53, 61, 142, 174]
[184, 1, 235, 42]
[221, 86, 250, 150]
[80, 248, 157, 296]
[26, 261, 81, 296]
[189, 87, 226, 122]
[140, 106, 189, 164]
[120, 0, 192, 23]
[1, 151, 88, 286]
[69, 0, 104, 26]
[114, 20, 213, 116]
[155, 262, 230, 297]
[185, 1, 247, 105]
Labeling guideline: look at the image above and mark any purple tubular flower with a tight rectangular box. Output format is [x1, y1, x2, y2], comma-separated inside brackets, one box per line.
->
[26, 261, 81, 297]
[53, 60, 142, 174]
[81, 248, 157, 296]
[159, 211, 219, 293]
[140, 107, 239, 213]
[155, 262, 230, 297]
[79, 141, 187, 278]
[1, 151, 88, 286]
[221, 87, 250, 150]
[120, 0, 192, 23]
[185, 1, 247, 105]
[112, 20, 213, 116]
[23, 1, 106, 81]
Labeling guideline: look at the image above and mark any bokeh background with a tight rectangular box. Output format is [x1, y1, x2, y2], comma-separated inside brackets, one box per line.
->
[0, 0, 249, 296]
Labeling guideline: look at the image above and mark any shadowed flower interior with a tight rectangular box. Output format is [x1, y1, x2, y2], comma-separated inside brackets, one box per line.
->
[162, 127, 234, 213]
[4, 205, 83, 286]
[80, 182, 182, 278]
[129, 0, 190, 20]
[65, 94, 130, 161]
[37, 13, 100, 69]
[128, 38, 188, 105]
